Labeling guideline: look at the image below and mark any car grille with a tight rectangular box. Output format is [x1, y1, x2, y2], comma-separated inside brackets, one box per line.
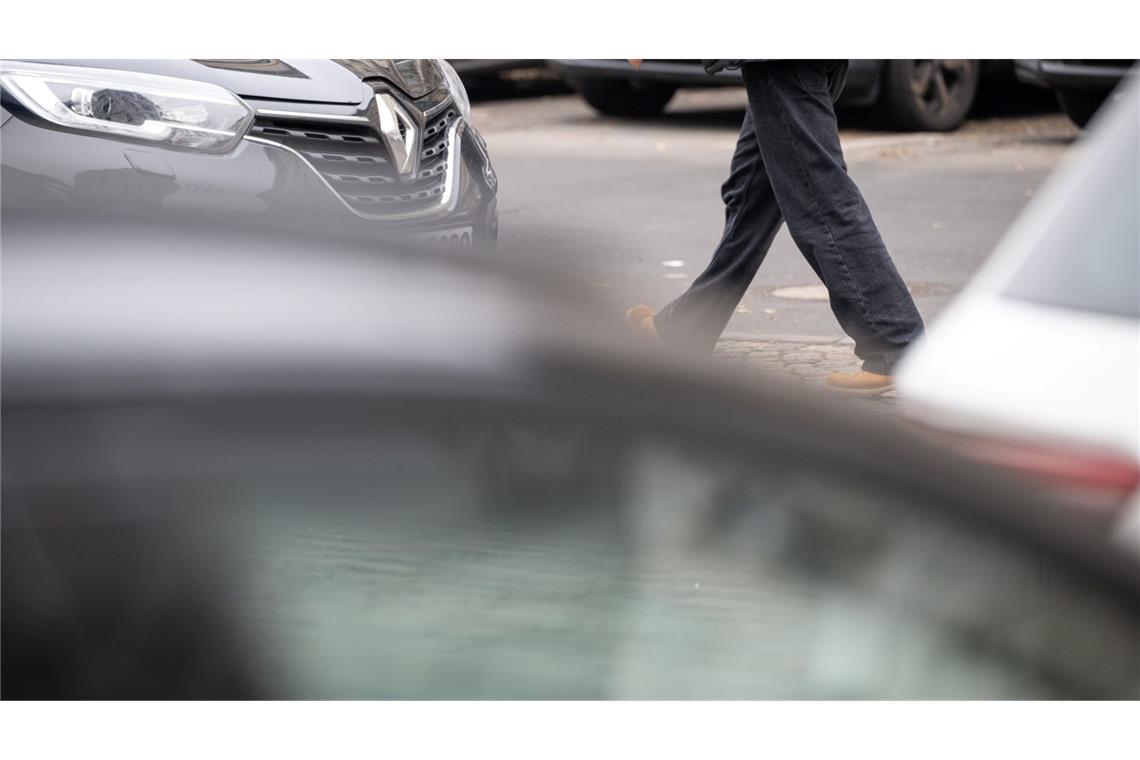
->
[250, 106, 460, 217]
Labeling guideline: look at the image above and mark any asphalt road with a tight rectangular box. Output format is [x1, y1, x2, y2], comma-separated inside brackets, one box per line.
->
[470, 83, 1079, 340]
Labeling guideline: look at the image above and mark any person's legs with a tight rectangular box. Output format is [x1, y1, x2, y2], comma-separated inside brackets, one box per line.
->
[652, 110, 786, 352]
[743, 60, 925, 374]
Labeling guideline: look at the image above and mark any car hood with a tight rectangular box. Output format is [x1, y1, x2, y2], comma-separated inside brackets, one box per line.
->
[28, 59, 443, 105]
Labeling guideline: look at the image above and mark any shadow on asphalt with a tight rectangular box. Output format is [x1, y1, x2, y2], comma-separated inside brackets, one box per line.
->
[1016, 134, 1081, 147]
[972, 77, 1061, 117]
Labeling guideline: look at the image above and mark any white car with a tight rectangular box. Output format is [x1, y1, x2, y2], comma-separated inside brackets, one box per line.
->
[898, 75, 1139, 546]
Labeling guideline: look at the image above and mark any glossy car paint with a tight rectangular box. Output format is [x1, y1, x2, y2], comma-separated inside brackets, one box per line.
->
[1, 60, 498, 245]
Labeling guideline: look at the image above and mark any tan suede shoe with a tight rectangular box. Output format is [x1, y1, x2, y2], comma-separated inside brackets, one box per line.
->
[825, 370, 895, 396]
[625, 304, 659, 340]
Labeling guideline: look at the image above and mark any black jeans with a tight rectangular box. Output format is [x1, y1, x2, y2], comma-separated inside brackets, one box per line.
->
[653, 60, 925, 374]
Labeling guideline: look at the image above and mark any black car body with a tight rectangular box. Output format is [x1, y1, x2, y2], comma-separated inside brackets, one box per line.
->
[1015, 59, 1136, 127]
[552, 59, 999, 132]
[3, 210, 1139, 699]
[449, 59, 544, 77]
[0, 59, 499, 249]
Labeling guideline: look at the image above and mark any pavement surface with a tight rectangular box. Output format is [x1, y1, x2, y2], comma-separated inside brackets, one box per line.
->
[468, 75, 1079, 397]
[713, 336, 900, 412]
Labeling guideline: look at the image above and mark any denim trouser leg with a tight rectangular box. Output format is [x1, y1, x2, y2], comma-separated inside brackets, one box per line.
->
[653, 109, 786, 351]
[654, 60, 925, 374]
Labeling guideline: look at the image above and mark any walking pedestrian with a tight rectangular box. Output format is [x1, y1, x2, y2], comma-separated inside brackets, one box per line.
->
[627, 59, 925, 395]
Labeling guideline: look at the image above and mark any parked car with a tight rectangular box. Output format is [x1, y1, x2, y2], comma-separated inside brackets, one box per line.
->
[0, 59, 498, 249]
[447, 59, 573, 102]
[1015, 59, 1136, 127]
[449, 59, 544, 78]
[551, 59, 998, 132]
[3, 208, 1138, 699]
[898, 75, 1139, 533]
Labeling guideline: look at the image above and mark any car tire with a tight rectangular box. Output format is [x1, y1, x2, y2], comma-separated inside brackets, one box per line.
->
[880, 60, 981, 132]
[572, 77, 677, 118]
[1055, 88, 1106, 128]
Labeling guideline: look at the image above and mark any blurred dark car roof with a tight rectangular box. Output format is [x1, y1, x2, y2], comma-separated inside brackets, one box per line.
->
[3, 211, 1138, 595]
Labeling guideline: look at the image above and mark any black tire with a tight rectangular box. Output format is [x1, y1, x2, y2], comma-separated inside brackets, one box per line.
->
[1056, 88, 1106, 128]
[571, 77, 677, 118]
[880, 60, 981, 132]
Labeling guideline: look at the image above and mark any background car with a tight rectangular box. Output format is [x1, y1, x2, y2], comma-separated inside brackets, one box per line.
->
[0, 59, 499, 249]
[551, 59, 1003, 132]
[449, 59, 544, 79]
[4, 209, 1138, 699]
[1016, 59, 1136, 127]
[899, 75, 1139, 531]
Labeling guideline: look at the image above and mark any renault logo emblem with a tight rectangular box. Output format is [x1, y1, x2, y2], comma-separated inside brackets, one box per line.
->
[372, 93, 418, 180]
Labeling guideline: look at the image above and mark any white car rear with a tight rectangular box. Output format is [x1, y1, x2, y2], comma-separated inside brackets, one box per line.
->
[898, 75, 1139, 544]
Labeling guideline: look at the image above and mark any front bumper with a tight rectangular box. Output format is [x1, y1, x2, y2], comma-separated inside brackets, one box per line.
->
[0, 97, 498, 248]
[1014, 60, 1135, 92]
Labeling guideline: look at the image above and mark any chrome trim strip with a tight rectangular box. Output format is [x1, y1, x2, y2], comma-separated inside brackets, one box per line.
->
[243, 117, 464, 222]
[253, 89, 454, 125]
[440, 120, 461, 215]
[423, 97, 454, 120]
[254, 108, 370, 123]
[373, 92, 418, 178]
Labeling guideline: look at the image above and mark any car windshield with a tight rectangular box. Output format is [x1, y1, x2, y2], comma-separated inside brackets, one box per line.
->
[1002, 86, 1140, 318]
[5, 398, 1138, 699]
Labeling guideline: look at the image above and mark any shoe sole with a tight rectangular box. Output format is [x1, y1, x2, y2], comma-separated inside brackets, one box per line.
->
[625, 306, 654, 328]
[625, 307, 660, 341]
[827, 383, 896, 397]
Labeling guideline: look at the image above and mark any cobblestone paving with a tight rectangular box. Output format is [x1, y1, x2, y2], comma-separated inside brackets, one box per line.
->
[714, 337, 901, 412]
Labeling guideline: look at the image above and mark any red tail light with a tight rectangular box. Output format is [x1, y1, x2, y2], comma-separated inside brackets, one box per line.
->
[913, 425, 1140, 509]
[967, 438, 1140, 492]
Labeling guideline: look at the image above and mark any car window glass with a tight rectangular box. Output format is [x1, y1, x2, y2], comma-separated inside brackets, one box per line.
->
[5, 402, 1138, 699]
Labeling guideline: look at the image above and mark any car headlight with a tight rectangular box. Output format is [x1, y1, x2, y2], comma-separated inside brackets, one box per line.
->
[436, 60, 471, 120]
[0, 61, 253, 153]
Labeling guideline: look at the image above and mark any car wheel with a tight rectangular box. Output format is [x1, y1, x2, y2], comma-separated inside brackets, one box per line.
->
[1055, 88, 1106, 128]
[880, 60, 981, 132]
[571, 77, 677, 118]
